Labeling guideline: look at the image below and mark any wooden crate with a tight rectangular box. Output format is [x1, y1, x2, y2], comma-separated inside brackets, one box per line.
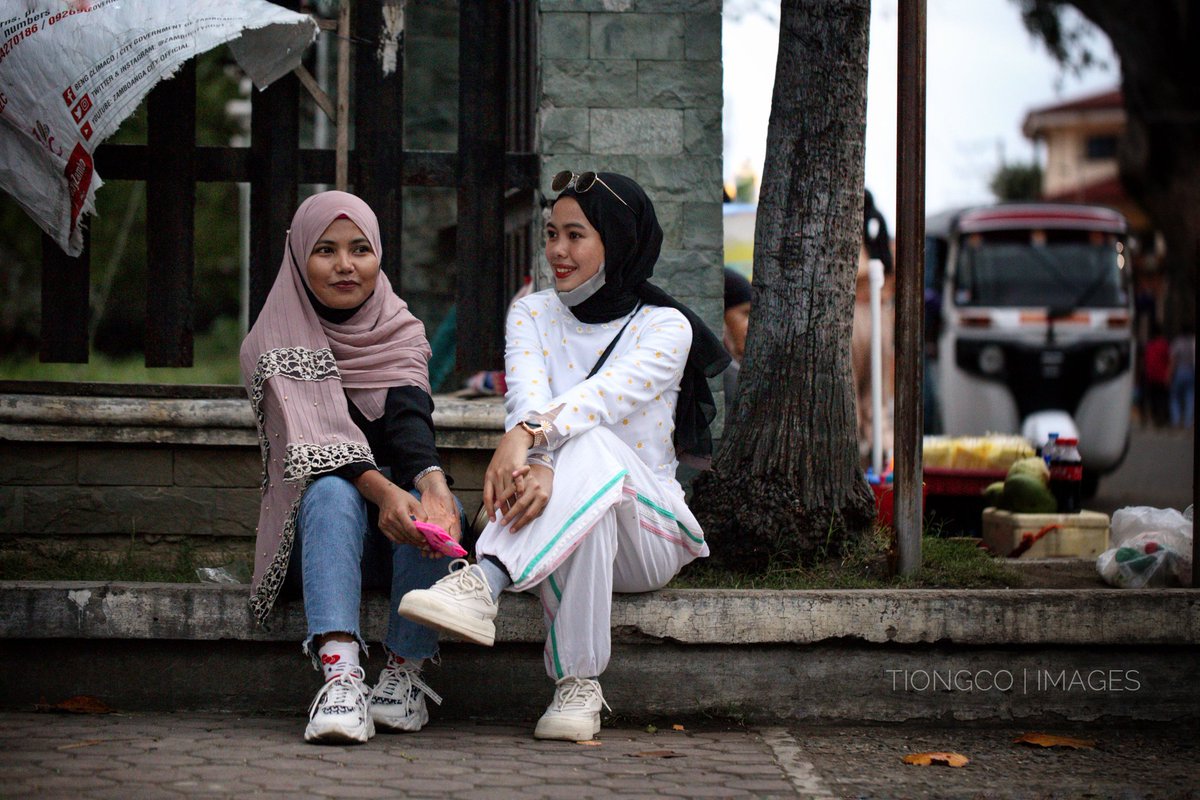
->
[981, 508, 1111, 558]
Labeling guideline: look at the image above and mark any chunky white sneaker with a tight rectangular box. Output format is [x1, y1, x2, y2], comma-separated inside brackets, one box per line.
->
[368, 661, 443, 732]
[533, 676, 611, 741]
[397, 559, 498, 646]
[304, 666, 375, 744]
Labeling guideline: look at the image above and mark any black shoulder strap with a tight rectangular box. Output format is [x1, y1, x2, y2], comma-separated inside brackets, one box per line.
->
[586, 303, 642, 379]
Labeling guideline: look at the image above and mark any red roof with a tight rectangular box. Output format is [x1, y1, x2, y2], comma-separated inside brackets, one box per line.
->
[1027, 88, 1122, 116]
[1043, 175, 1127, 206]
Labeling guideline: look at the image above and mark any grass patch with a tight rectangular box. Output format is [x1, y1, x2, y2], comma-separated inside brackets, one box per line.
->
[2, 528, 1020, 589]
[0, 317, 243, 385]
[0, 543, 212, 583]
[670, 529, 1024, 590]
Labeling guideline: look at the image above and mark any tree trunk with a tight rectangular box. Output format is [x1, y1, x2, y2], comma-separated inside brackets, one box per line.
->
[1066, 0, 1199, 332]
[692, 0, 875, 570]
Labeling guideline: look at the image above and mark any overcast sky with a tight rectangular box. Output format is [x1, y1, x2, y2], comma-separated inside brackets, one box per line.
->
[722, 0, 1119, 227]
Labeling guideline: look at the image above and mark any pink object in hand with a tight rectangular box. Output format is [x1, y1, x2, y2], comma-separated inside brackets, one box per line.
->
[413, 520, 468, 558]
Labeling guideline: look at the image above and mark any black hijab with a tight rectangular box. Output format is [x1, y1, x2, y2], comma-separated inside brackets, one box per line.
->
[555, 172, 731, 460]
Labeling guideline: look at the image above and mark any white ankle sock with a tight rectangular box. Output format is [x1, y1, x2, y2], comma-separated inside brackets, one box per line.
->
[317, 640, 360, 681]
[479, 557, 511, 603]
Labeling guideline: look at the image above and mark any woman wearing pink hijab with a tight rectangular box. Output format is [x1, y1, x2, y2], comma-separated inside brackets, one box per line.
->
[240, 191, 464, 744]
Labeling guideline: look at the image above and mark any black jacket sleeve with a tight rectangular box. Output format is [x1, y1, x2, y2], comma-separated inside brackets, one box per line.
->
[381, 385, 447, 488]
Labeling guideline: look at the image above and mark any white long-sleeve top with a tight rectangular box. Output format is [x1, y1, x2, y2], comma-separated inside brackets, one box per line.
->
[504, 289, 692, 484]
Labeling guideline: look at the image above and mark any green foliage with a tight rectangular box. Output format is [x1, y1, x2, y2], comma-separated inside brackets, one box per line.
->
[0, 316, 243, 384]
[990, 161, 1043, 202]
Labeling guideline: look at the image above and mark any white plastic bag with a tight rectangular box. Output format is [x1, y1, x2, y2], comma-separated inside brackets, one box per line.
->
[1097, 506, 1193, 588]
[0, 0, 317, 256]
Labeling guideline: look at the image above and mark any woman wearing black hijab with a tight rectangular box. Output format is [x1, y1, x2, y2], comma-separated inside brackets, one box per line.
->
[400, 171, 728, 741]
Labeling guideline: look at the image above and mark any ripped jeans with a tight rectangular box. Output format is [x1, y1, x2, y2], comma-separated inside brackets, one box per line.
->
[289, 474, 464, 665]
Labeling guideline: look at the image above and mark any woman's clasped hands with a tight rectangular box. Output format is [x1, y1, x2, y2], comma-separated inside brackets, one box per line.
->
[483, 426, 553, 533]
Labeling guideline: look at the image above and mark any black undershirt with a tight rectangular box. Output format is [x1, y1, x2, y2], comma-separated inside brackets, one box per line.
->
[328, 385, 449, 489]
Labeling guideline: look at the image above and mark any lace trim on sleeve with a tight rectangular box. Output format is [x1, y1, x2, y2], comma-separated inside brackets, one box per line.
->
[249, 347, 341, 491]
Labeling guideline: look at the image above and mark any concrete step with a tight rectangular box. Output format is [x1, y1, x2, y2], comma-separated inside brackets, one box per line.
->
[3, 581, 1198, 723]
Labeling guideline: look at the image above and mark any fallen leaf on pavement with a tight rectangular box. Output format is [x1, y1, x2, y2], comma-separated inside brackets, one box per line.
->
[576, 740, 602, 746]
[34, 696, 115, 714]
[672, 724, 685, 731]
[1014, 732, 1096, 749]
[631, 750, 685, 759]
[902, 752, 970, 767]
[645, 724, 658, 734]
[56, 739, 109, 751]
[56, 738, 139, 753]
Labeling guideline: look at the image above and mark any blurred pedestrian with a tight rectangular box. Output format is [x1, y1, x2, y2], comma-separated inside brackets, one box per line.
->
[722, 267, 752, 424]
[1169, 330, 1195, 428]
[1142, 323, 1171, 427]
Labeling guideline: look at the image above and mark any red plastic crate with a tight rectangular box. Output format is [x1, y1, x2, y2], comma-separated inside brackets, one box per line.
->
[871, 481, 928, 527]
[922, 467, 1007, 497]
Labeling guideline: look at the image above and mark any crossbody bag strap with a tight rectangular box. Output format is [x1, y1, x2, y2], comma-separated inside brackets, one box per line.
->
[586, 303, 642, 379]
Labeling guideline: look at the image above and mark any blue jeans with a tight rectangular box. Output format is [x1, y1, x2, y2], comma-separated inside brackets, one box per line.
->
[292, 474, 463, 664]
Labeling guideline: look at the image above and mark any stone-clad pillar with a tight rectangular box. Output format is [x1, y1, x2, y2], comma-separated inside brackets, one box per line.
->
[537, 0, 725, 423]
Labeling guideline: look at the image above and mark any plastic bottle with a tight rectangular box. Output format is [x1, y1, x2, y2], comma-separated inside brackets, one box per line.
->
[1041, 432, 1059, 468]
[1048, 437, 1082, 514]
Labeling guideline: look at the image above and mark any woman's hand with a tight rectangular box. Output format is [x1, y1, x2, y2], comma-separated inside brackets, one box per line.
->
[353, 469, 424, 548]
[416, 469, 462, 554]
[502, 464, 553, 533]
[483, 426, 533, 521]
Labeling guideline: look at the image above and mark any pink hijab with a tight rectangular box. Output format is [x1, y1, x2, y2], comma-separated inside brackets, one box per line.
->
[240, 191, 431, 624]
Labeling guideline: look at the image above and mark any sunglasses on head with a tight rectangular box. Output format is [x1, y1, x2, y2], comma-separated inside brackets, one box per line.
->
[551, 170, 631, 209]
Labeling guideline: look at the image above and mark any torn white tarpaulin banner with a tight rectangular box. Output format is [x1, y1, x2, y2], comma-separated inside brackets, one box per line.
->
[0, 0, 317, 256]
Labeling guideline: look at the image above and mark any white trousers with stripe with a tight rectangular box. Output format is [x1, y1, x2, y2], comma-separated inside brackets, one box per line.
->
[476, 426, 708, 680]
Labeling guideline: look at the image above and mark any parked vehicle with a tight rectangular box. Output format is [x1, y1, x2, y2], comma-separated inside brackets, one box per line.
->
[927, 203, 1133, 495]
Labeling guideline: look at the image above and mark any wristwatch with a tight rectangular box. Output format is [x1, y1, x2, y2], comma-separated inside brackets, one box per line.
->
[520, 419, 548, 448]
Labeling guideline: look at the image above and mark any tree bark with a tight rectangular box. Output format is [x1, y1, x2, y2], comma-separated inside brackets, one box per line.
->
[693, 0, 875, 570]
[1029, 0, 1199, 331]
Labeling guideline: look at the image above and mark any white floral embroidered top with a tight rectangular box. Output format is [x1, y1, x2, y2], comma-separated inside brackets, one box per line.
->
[504, 289, 692, 483]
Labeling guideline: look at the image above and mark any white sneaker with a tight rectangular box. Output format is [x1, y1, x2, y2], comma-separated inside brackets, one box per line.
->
[533, 676, 611, 741]
[397, 559, 498, 646]
[304, 666, 375, 744]
[368, 661, 443, 732]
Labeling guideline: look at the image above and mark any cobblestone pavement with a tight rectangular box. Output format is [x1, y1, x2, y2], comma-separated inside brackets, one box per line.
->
[1, 712, 1196, 799]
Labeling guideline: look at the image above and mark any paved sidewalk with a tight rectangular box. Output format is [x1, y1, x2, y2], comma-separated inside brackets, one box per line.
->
[1, 712, 1196, 799]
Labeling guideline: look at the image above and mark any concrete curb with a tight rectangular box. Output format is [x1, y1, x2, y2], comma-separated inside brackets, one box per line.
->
[3, 581, 1197, 645]
[4, 582, 1198, 722]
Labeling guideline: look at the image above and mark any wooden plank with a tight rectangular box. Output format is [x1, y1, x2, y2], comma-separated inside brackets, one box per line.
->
[335, 0, 350, 190]
[894, 0, 927, 574]
[145, 60, 196, 367]
[93, 146, 538, 189]
[39, 230, 90, 363]
[456, 0, 509, 375]
[352, 0, 405, 288]
[249, 63, 299, 325]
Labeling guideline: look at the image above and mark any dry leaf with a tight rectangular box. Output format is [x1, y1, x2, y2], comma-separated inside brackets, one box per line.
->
[1014, 732, 1096, 749]
[902, 752, 970, 767]
[631, 750, 685, 759]
[671, 724, 685, 731]
[34, 696, 115, 714]
[56, 739, 108, 751]
[576, 740, 603, 746]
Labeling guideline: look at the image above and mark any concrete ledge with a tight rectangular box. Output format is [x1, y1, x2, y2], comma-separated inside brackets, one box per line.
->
[3, 582, 1198, 722]
[3, 582, 1197, 646]
[0, 392, 504, 447]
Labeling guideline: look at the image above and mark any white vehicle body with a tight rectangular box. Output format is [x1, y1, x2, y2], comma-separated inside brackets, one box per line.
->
[932, 204, 1133, 477]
